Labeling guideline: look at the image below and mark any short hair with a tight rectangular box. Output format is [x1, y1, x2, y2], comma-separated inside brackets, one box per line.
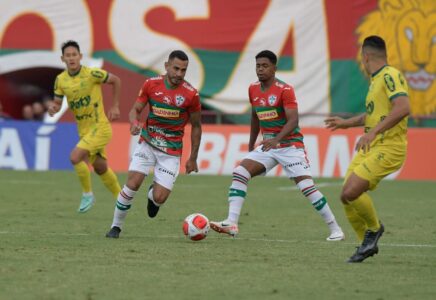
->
[61, 40, 80, 54]
[255, 50, 277, 65]
[168, 50, 189, 61]
[362, 35, 386, 56]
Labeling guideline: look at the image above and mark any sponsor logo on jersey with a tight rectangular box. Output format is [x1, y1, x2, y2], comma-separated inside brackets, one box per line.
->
[268, 95, 277, 106]
[69, 95, 91, 110]
[366, 100, 374, 114]
[163, 96, 172, 105]
[257, 109, 278, 120]
[384, 74, 396, 92]
[152, 106, 180, 118]
[91, 70, 105, 79]
[183, 82, 194, 91]
[175, 95, 185, 106]
[259, 98, 266, 106]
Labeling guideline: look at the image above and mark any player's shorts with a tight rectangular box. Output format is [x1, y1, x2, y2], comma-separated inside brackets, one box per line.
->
[245, 145, 312, 178]
[345, 146, 406, 190]
[129, 142, 180, 190]
[77, 124, 112, 163]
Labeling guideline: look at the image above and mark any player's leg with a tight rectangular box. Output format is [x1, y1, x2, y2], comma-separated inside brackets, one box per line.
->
[106, 142, 154, 238]
[70, 146, 94, 213]
[146, 148, 180, 218]
[92, 154, 121, 198]
[294, 175, 345, 241]
[106, 171, 146, 238]
[210, 146, 275, 236]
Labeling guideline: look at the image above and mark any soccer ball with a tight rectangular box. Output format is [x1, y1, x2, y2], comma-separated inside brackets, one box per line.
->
[183, 213, 210, 241]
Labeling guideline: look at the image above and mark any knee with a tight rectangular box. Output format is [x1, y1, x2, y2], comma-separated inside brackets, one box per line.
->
[152, 189, 168, 204]
[93, 163, 107, 175]
[233, 165, 252, 181]
[340, 188, 359, 204]
[70, 153, 81, 165]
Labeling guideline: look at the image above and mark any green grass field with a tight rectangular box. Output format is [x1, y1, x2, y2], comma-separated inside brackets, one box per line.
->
[0, 170, 435, 300]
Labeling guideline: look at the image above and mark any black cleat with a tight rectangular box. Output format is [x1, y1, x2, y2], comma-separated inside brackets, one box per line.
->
[347, 223, 384, 263]
[147, 198, 160, 218]
[347, 246, 379, 263]
[147, 184, 160, 218]
[105, 226, 121, 238]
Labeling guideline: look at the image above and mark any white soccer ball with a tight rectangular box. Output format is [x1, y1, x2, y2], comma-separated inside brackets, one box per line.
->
[182, 213, 210, 241]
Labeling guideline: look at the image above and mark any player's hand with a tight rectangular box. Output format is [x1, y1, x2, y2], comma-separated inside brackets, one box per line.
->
[324, 116, 346, 131]
[48, 102, 60, 117]
[130, 120, 141, 135]
[260, 138, 279, 152]
[185, 158, 198, 174]
[355, 131, 376, 153]
[108, 106, 120, 121]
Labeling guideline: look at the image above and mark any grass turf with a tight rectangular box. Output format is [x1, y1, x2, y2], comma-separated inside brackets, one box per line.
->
[0, 170, 435, 299]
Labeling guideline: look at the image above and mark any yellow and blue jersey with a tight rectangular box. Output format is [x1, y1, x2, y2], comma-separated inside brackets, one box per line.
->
[54, 65, 110, 137]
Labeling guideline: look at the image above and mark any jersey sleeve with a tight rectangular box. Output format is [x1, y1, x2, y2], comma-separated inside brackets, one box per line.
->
[248, 85, 254, 104]
[53, 76, 64, 98]
[90, 68, 109, 84]
[282, 86, 298, 109]
[136, 80, 150, 103]
[383, 70, 408, 101]
[188, 91, 201, 113]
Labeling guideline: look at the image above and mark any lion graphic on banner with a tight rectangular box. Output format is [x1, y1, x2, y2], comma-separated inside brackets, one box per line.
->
[356, 0, 436, 116]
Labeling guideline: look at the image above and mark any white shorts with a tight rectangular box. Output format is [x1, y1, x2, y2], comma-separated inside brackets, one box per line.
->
[245, 145, 312, 178]
[129, 142, 180, 190]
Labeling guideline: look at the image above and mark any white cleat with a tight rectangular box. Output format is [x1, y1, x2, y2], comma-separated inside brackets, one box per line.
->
[326, 229, 345, 241]
[210, 220, 239, 237]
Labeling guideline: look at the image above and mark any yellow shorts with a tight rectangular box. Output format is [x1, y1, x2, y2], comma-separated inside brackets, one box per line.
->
[345, 146, 406, 190]
[77, 125, 112, 163]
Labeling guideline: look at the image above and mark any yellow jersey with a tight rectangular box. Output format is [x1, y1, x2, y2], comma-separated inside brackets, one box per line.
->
[54, 65, 110, 137]
[365, 65, 408, 148]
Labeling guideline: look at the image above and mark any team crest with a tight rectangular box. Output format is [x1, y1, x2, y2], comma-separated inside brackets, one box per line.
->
[268, 95, 277, 106]
[175, 94, 185, 106]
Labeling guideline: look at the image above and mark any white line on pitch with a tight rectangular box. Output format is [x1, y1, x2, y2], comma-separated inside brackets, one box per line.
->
[0, 231, 434, 249]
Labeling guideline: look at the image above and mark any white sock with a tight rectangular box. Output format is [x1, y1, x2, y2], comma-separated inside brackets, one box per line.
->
[148, 186, 161, 207]
[111, 185, 137, 229]
[297, 179, 341, 232]
[227, 166, 251, 224]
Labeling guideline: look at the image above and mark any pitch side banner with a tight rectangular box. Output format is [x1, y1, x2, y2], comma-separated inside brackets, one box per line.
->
[1, 121, 434, 180]
[1, 0, 435, 123]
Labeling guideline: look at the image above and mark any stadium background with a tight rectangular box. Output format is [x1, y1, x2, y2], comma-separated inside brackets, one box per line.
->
[1, 0, 435, 179]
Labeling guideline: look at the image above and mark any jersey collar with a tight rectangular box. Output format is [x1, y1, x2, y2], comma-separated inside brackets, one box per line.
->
[371, 65, 388, 78]
[67, 66, 82, 77]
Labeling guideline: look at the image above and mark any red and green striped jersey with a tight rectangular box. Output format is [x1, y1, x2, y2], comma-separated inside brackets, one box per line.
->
[137, 76, 201, 156]
[249, 78, 304, 148]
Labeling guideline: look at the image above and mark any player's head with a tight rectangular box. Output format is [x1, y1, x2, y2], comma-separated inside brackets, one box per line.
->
[255, 50, 277, 82]
[361, 36, 387, 73]
[61, 40, 82, 73]
[165, 50, 189, 87]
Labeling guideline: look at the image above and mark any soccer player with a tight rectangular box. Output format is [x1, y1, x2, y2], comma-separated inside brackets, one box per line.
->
[105, 50, 202, 238]
[210, 50, 344, 241]
[325, 36, 410, 263]
[48, 40, 121, 213]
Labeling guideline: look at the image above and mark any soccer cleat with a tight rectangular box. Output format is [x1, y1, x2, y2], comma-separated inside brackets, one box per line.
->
[78, 194, 95, 213]
[147, 199, 160, 218]
[105, 226, 121, 238]
[210, 220, 239, 237]
[326, 229, 345, 241]
[347, 223, 385, 263]
[347, 246, 379, 263]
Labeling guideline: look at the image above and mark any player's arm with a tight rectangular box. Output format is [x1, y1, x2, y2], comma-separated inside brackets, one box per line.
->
[261, 107, 298, 152]
[105, 73, 121, 121]
[356, 95, 409, 153]
[128, 101, 146, 135]
[248, 108, 260, 152]
[324, 113, 366, 131]
[186, 111, 202, 174]
[48, 96, 63, 117]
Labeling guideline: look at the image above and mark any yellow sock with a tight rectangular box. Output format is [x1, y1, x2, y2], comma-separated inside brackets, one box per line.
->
[350, 192, 381, 233]
[74, 161, 92, 193]
[343, 203, 367, 241]
[99, 168, 121, 198]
